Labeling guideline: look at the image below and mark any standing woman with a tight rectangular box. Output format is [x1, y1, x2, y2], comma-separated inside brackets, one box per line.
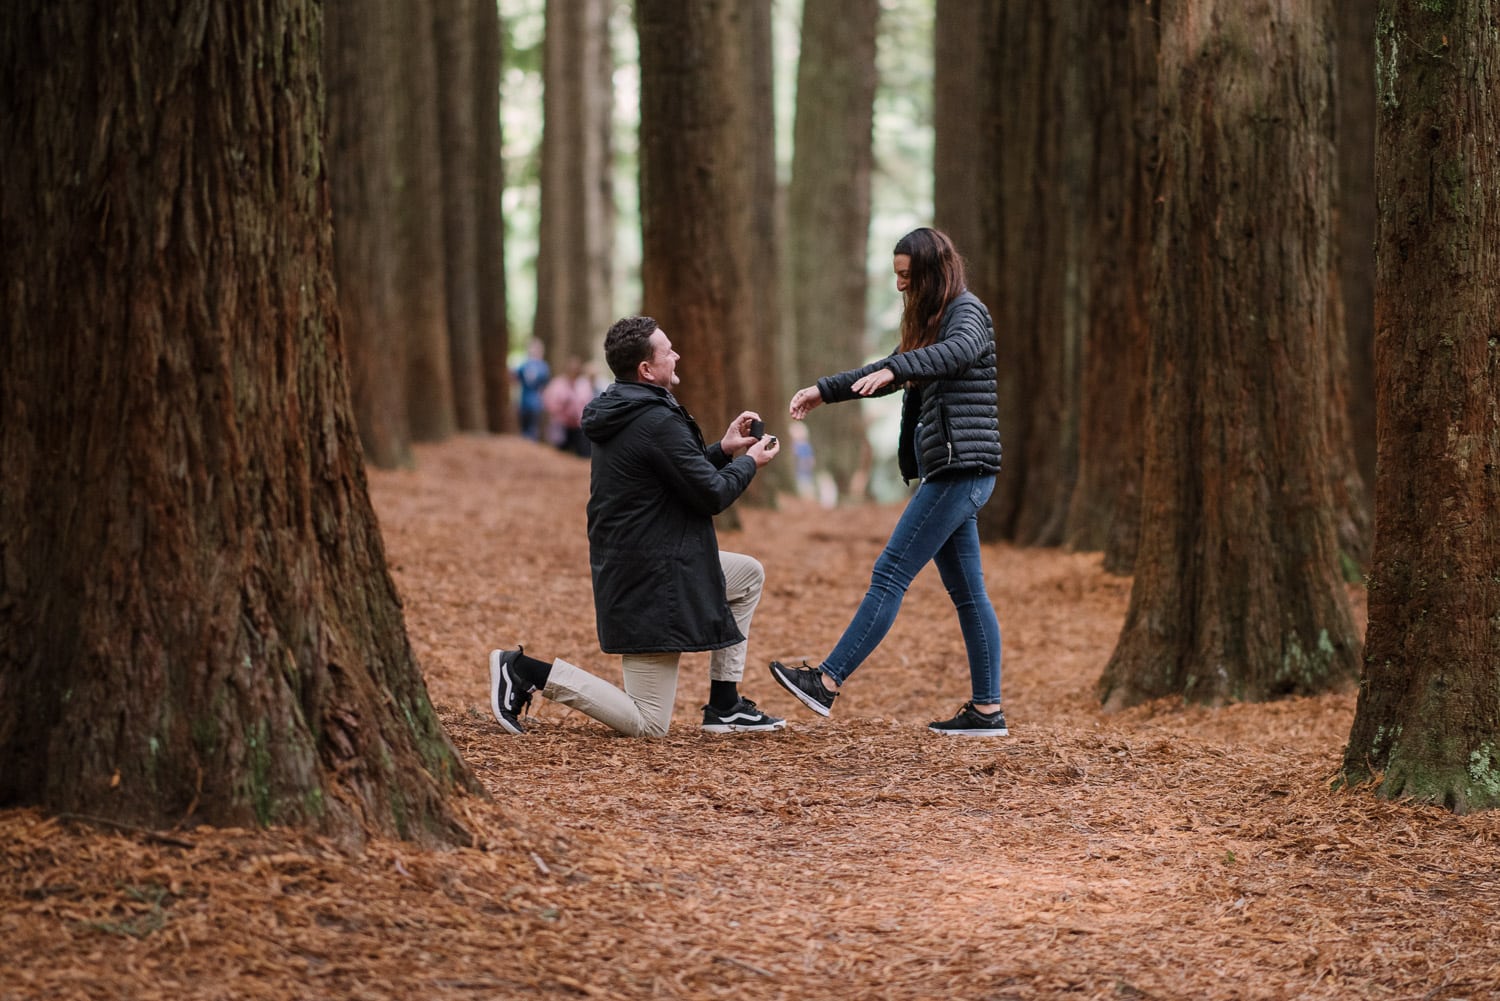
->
[770, 227, 1007, 735]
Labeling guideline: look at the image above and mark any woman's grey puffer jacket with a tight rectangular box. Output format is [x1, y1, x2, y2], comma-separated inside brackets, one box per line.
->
[815, 290, 1002, 483]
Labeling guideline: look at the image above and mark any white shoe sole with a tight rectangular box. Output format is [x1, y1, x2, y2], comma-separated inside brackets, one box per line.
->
[928, 726, 1009, 737]
[701, 720, 788, 734]
[488, 649, 524, 735]
[770, 665, 835, 717]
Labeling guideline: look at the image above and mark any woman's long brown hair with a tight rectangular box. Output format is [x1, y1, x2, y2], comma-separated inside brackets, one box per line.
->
[895, 227, 967, 353]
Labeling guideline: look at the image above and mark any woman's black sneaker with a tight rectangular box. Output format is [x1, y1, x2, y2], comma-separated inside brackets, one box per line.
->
[769, 661, 838, 717]
[928, 702, 1008, 736]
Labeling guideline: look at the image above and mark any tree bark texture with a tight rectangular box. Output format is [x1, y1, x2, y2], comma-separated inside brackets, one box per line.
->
[977, 0, 1083, 547]
[1097, 0, 1363, 710]
[433, 0, 486, 430]
[1337, 0, 1379, 497]
[535, 0, 614, 370]
[395, 0, 457, 443]
[474, 0, 510, 433]
[1341, 0, 1500, 812]
[934, 0, 995, 294]
[786, 0, 879, 501]
[326, 0, 413, 469]
[0, 0, 480, 842]
[732, 0, 788, 504]
[636, 0, 782, 482]
[1063, 0, 1157, 574]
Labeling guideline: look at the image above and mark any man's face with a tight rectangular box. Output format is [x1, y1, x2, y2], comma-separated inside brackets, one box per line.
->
[641, 328, 680, 388]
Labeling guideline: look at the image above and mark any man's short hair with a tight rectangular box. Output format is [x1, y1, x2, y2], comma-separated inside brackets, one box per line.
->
[604, 316, 659, 381]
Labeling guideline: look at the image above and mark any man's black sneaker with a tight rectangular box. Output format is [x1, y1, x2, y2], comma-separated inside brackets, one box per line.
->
[928, 702, 1008, 736]
[700, 697, 787, 734]
[489, 647, 533, 734]
[769, 661, 838, 717]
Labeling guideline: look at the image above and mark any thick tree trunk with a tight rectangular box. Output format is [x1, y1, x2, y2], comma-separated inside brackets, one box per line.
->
[977, 1, 1082, 546]
[0, 0, 480, 843]
[474, 0, 510, 433]
[326, 0, 412, 469]
[1337, 0, 1378, 499]
[1322, 0, 1378, 570]
[934, 0, 994, 286]
[396, 0, 457, 443]
[786, 0, 879, 501]
[636, 0, 781, 490]
[1063, 0, 1157, 574]
[433, 0, 486, 430]
[1341, 0, 1500, 813]
[733, 0, 786, 503]
[534, 0, 614, 370]
[1098, 0, 1362, 710]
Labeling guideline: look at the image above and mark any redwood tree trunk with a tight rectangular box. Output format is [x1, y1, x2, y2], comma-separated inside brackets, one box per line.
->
[1063, 0, 1156, 574]
[1097, 0, 1362, 709]
[433, 0, 485, 430]
[1337, 0, 1378, 499]
[636, 0, 781, 475]
[535, 0, 614, 370]
[978, 1, 1082, 546]
[397, 0, 457, 443]
[326, 0, 412, 469]
[0, 0, 480, 842]
[934, 0, 994, 277]
[786, 0, 879, 501]
[474, 0, 510, 433]
[1341, 0, 1500, 812]
[733, 0, 785, 503]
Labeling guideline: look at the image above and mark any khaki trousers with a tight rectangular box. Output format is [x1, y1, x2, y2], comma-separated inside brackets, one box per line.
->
[541, 551, 763, 736]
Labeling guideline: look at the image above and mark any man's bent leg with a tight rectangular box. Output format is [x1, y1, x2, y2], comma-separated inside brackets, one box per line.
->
[711, 552, 764, 683]
[542, 653, 680, 736]
[619, 652, 682, 735]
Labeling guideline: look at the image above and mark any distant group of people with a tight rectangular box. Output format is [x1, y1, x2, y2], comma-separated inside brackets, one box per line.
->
[492, 227, 1008, 740]
[512, 339, 603, 458]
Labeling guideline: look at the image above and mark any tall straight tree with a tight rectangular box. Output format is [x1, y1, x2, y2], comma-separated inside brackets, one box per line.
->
[433, 0, 486, 430]
[326, 0, 412, 469]
[935, 0, 998, 304]
[474, 0, 510, 433]
[732, 0, 783, 494]
[1062, 0, 1157, 574]
[0, 0, 479, 840]
[1341, 0, 1500, 812]
[786, 0, 880, 501]
[636, 0, 781, 464]
[974, 1, 1083, 546]
[397, 0, 458, 443]
[1337, 0, 1379, 498]
[1321, 0, 1379, 569]
[534, 0, 614, 369]
[1097, 0, 1362, 709]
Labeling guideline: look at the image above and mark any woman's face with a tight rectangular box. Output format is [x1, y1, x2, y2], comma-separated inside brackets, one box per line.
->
[893, 253, 912, 294]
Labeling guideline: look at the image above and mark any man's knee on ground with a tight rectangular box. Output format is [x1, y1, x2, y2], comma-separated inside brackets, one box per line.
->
[620, 717, 671, 738]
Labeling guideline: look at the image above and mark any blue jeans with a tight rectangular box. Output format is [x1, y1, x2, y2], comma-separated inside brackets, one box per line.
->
[821, 473, 1002, 704]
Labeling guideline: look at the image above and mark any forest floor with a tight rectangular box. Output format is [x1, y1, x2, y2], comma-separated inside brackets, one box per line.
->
[4, 434, 1500, 1001]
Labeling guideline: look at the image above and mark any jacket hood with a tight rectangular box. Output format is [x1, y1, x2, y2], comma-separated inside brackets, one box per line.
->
[582, 380, 673, 443]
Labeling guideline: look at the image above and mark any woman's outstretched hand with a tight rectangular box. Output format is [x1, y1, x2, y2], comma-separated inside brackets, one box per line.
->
[789, 386, 823, 420]
[851, 368, 895, 396]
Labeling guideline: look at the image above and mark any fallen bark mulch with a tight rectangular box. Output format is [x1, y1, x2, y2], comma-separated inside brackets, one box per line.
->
[4, 434, 1498, 1001]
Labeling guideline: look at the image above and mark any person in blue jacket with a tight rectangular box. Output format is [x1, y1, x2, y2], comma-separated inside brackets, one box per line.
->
[488, 316, 785, 736]
[512, 338, 550, 441]
[770, 227, 1009, 736]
